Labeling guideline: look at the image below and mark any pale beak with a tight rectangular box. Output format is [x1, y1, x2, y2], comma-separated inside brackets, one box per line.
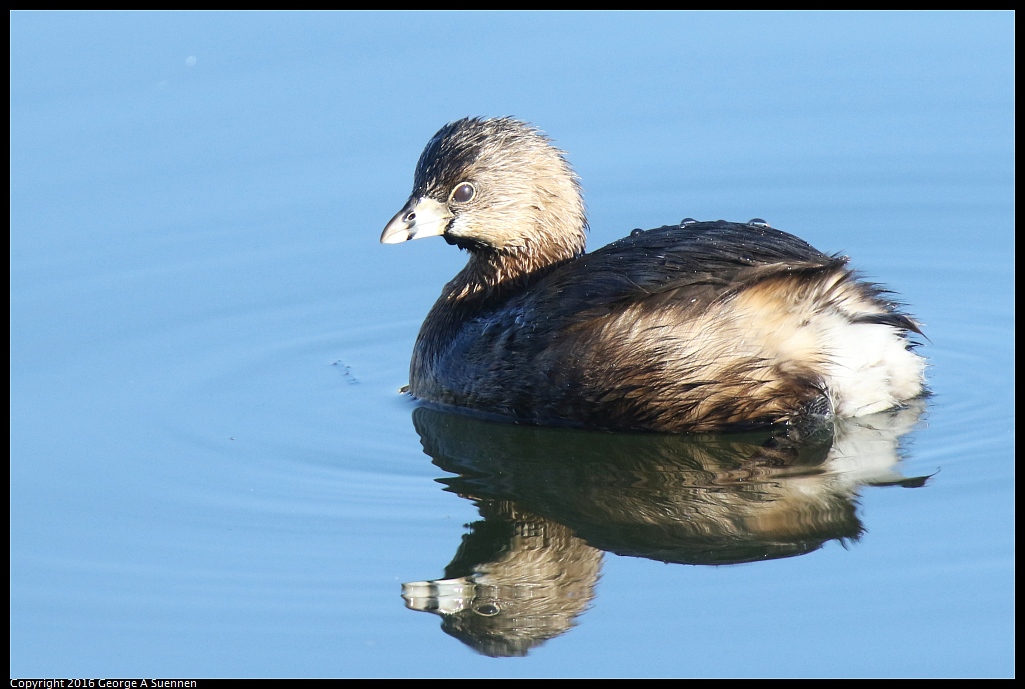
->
[380, 197, 453, 244]
[401, 577, 476, 614]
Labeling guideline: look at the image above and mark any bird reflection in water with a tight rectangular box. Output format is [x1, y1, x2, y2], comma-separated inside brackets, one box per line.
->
[401, 403, 930, 657]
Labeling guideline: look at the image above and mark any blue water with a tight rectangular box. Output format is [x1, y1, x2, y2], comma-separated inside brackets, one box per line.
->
[10, 11, 1013, 678]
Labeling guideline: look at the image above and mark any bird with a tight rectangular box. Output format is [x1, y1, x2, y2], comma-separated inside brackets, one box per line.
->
[381, 117, 926, 433]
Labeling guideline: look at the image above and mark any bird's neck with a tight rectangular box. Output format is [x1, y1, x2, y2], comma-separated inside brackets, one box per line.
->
[448, 236, 583, 304]
[412, 242, 577, 369]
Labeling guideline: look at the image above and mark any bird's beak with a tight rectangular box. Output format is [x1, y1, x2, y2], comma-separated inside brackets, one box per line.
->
[381, 197, 453, 244]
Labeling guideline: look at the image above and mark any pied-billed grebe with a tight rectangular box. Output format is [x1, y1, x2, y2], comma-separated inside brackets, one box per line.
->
[381, 117, 926, 432]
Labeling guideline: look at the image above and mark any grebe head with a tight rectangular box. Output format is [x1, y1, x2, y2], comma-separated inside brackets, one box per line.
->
[382, 117, 586, 270]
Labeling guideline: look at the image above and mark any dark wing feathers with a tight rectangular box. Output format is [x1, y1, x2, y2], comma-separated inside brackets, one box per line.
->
[517, 221, 838, 321]
[850, 312, 924, 335]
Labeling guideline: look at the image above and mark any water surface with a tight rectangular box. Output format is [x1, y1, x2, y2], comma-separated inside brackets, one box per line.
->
[10, 11, 1014, 678]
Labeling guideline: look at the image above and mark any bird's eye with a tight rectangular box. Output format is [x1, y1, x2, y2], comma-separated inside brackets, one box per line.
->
[451, 182, 475, 203]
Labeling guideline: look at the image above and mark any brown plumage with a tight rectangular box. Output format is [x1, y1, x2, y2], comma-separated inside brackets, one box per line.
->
[382, 117, 926, 432]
